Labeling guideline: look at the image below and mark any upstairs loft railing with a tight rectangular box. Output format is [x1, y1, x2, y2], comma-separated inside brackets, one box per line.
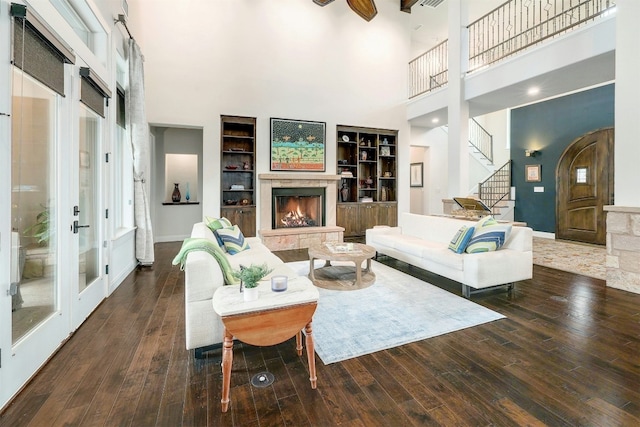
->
[479, 160, 511, 209]
[408, 40, 448, 99]
[468, 0, 617, 72]
[408, 0, 616, 98]
[469, 118, 493, 164]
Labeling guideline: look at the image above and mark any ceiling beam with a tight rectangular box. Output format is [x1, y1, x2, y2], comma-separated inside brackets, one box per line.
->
[347, 0, 377, 21]
[401, 0, 419, 13]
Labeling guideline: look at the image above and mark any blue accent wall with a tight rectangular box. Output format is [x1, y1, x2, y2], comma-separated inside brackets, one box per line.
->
[511, 84, 614, 232]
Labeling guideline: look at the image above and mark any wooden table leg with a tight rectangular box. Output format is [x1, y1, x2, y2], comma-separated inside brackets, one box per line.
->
[221, 328, 234, 412]
[305, 322, 317, 389]
[354, 258, 363, 286]
[296, 330, 303, 356]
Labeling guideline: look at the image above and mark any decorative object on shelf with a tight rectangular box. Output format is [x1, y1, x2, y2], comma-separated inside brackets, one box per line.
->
[240, 199, 251, 205]
[225, 200, 238, 205]
[243, 161, 250, 170]
[361, 150, 367, 161]
[366, 176, 373, 188]
[225, 164, 238, 170]
[234, 263, 273, 302]
[341, 181, 350, 202]
[382, 137, 389, 145]
[360, 138, 366, 146]
[342, 135, 350, 142]
[270, 118, 326, 171]
[172, 183, 181, 202]
[338, 159, 348, 165]
[380, 146, 391, 156]
[271, 275, 288, 292]
[185, 182, 191, 201]
[230, 184, 245, 190]
[384, 171, 392, 177]
[381, 186, 387, 201]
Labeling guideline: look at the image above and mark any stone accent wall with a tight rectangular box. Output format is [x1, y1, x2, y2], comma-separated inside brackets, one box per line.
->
[259, 226, 344, 251]
[605, 206, 640, 294]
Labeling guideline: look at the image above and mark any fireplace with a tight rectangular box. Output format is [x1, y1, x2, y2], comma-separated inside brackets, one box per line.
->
[272, 188, 325, 229]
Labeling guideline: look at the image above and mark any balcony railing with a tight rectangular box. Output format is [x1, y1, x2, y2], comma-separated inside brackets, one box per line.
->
[408, 0, 616, 98]
[468, 0, 616, 72]
[408, 40, 448, 99]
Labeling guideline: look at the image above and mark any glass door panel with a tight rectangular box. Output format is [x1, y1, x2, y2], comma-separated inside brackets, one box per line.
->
[10, 69, 58, 343]
[78, 105, 100, 293]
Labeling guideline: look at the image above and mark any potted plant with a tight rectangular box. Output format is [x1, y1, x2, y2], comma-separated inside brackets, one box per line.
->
[233, 263, 273, 302]
[24, 205, 51, 246]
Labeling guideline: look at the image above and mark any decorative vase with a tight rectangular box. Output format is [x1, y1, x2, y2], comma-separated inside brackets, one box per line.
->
[381, 186, 387, 201]
[340, 182, 350, 202]
[171, 183, 181, 202]
[361, 150, 367, 161]
[243, 286, 259, 302]
[366, 176, 373, 188]
[185, 182, 191, 201]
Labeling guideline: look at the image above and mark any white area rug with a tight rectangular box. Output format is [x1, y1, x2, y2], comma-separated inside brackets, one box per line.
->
[286, 260, 506, 365]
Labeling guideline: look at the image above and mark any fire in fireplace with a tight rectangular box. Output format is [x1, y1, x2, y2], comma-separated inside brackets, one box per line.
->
[272, 188, 325, 229]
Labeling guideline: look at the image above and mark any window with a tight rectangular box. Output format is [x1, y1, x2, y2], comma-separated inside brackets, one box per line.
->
[49, 0, 108, 64]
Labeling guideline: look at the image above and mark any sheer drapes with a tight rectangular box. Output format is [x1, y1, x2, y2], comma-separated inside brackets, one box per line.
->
[126, 39, 154, 265]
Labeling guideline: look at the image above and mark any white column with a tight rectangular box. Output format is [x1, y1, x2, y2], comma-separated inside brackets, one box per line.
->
[446, 0, 470, 198]
[614, 0, 640, 206]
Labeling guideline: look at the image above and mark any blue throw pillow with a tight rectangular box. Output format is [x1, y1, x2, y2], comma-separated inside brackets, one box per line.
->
[215, 225, 250, 255]
[465, 216, 512, 253]
[448, 225, 475, 254]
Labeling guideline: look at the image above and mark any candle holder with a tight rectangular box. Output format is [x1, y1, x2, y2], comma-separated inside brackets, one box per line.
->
[271, 275, 288, 292]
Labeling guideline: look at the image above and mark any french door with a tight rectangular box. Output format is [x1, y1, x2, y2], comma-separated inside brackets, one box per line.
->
[1, 67, 106, 409]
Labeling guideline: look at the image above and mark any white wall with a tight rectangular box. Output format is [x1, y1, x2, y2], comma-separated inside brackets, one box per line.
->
[129, 0, 412, 227]
[410, 125, 448, 215]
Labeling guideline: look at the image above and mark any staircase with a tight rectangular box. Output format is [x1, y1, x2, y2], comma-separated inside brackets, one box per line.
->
[478, 161, 512, 219]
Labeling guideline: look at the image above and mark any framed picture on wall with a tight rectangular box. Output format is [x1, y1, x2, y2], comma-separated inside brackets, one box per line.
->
[526, 164, 541, 182]
[270, 118, 326, 171]
[410, 162, 423, 187]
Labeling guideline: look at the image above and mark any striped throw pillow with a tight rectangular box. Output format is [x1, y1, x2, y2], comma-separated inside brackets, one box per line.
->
[214, 225, 250, 255]
[205, 216, 233, 249]
[465, 216, 512, 253]
[448, 225, 475, 254]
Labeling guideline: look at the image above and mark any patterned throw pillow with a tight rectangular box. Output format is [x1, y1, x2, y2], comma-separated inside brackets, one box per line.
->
[205, 216, 232, 249]
[448, 225, 475, 254]
[214, 225, 250, 255]
[465, 216, 512, 253]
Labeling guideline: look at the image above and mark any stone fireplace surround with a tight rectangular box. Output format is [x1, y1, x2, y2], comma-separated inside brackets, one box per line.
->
[258, 173, 344, 251]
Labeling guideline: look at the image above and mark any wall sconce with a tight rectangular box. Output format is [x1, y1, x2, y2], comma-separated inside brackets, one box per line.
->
[525, 149, 538, 157]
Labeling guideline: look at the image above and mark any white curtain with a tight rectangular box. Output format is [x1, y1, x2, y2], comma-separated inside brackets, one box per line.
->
[127, 39, 154, 265]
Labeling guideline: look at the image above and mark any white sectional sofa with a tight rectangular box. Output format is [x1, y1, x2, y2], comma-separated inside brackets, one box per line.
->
[181, 222, 302, 358]
[366, 213, 533, 297]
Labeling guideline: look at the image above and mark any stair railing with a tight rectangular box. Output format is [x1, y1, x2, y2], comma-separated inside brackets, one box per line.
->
[408, 40, 448, 98]
[478, 160, 511, 209]
[468, 118, 493, 164]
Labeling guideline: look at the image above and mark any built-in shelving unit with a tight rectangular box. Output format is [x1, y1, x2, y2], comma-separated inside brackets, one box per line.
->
[336, 125, 398, 237]
[220, 115, 256, 237]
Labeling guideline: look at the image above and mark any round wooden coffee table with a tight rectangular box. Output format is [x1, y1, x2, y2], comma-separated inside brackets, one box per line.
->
[308, 243, 376, 290]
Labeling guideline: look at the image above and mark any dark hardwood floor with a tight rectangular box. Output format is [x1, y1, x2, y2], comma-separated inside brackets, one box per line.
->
[1, 241, 639, 426]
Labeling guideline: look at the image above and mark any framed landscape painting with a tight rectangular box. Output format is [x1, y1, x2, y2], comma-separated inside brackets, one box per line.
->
[270, 118, 326, 171]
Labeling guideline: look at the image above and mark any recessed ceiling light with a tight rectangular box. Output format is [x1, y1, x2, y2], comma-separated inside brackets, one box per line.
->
[432, 118, 439, 123]
[528, 87, 540, 96]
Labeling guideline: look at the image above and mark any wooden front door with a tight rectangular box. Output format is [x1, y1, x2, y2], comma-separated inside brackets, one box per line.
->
[556, 128, 614, 245]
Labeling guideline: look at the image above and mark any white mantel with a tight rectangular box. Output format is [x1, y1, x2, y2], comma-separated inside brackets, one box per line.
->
[258, 173, 343, 250]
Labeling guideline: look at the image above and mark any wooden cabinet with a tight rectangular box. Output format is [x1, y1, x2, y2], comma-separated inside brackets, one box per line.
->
[336, 125, 397, 237]
[337, 202, 398, 238]
[220, 206, 256, 238]
[221, 115, 256, 237]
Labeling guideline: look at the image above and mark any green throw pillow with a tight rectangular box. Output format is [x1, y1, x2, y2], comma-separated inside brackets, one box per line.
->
[205, 216, 232, 249]
[465, 216, 512, 253]
[448, 225, 475, 254]
[215, 225, 250, 255]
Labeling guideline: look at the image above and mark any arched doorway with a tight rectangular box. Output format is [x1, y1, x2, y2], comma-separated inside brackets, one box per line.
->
[556, 128, 614, 245]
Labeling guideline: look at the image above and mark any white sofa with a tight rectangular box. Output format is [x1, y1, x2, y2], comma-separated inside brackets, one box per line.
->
[183, 222, 301, 358]
[366, 213, 533, 297]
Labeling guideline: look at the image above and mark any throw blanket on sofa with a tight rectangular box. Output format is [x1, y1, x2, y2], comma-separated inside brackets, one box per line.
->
[172, 238, 239, 285]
